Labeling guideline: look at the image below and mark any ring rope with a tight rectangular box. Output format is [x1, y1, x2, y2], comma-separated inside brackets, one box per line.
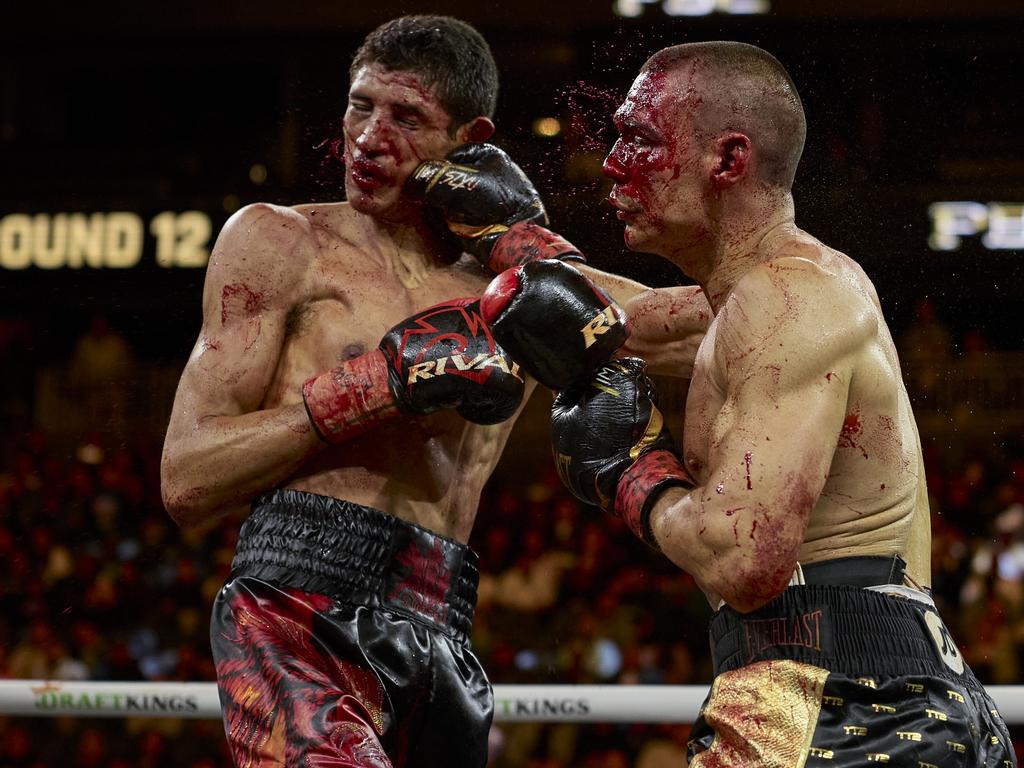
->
[3, 681, 1024, 723]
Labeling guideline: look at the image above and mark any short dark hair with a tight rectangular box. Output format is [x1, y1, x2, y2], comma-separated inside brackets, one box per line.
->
[645, 41, 806, 190]
[350, 15, 499, 131]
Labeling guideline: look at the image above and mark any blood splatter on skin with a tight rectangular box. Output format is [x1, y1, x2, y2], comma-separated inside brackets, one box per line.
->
[221, 283, 268, 326]
[837, 411, 869, 459]
[744, 451, 753, 489]
[166, 485, 208, 510]
[718, 281, 796, 368]
[726, 463, 812, 609]
[838, 412, 860, 445]
[219, 282, 268, 354]
[627, 289, 709, 335]
[730, 532, 791, 610]
[725, 506, 750, 547]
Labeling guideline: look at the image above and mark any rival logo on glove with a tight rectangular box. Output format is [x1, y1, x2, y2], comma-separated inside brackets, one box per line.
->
[406, 353, 523, 385]
[581, 306, 623, 350]
[412, 163, 481, 194]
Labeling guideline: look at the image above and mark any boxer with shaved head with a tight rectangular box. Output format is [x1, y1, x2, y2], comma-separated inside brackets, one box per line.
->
[538, 41, 1015, 766]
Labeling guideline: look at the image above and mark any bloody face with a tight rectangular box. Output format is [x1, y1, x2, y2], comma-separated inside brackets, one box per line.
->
[343, 64, 463, 222]
[603, 67, 708, 257]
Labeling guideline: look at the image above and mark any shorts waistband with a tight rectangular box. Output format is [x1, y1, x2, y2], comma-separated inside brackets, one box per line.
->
[797, 555, 907, 588]
[710, 585, 980, 686]
[231, 489, 479, 643]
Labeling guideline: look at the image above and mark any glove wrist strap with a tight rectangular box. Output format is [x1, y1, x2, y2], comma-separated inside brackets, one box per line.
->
[302, 349, 401, 444]
[616, 449, 691, 548]
[487, 221, 586, 273]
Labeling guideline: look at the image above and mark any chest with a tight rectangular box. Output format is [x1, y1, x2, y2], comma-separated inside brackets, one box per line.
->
[287, 254, 490, 372]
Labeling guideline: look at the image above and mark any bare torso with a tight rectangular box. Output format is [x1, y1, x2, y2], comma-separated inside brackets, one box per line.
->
[271, 202, 526, 541]
[160, 200, 529, 543]
[680, 228, 932, 592]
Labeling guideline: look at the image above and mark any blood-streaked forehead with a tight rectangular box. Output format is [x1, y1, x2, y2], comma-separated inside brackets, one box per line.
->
[614, 66, 700, 136]
[348, 64, 450, 127]
[614, 69, 673, 129]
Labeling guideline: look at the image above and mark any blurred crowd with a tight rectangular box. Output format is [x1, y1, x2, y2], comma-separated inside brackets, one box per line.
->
[1, 302, 1023, 766]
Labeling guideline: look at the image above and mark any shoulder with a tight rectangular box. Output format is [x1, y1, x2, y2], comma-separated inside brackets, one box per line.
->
[716, 256, 877, 376]
[202, 203, 318, 316]
[210, 202, 317, 268]
[290, 200, 355, 231]
[727, 256, 875, 334]
[222, 202, 314, 244]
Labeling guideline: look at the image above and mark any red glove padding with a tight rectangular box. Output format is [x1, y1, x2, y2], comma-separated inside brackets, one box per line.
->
[303, 298, 525, 443]
[480, 260, 629, 391]
[406, 143, 585, 273]
[550, 357, 691, 545]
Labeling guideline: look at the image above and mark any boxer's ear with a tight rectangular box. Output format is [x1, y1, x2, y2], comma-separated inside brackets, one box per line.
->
[710, 133, 751, 189]
[456, 116, 495, 144]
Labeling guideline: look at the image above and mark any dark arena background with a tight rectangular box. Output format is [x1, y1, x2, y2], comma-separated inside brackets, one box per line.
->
[2, 1, 1024, 765]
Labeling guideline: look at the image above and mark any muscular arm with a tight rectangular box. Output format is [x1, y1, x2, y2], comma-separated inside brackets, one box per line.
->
[576, 265, 711, 378]
[648, 258, 875, 611]
[617, 284, 710, 378]
[160, 203, 322, 528]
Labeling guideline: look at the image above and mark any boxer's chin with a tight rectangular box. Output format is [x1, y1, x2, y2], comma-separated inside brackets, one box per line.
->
[623, 222, 646, 251]
[623, 217, 668, 254]
[346, 183, 399, 218]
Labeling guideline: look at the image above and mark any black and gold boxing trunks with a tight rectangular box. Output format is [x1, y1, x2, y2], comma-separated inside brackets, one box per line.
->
[210, 489, 491, 768]
[687, 584, 1015, 767]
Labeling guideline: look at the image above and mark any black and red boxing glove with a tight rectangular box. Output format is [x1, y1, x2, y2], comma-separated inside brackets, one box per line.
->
[550, 357, 691, 546]
[302, 298, 525, 443]
[480, 259, 629, 391]
[406, 143, 585, 273]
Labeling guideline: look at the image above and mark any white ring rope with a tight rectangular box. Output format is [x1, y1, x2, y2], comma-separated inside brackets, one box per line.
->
[2, 681, 1024, 723]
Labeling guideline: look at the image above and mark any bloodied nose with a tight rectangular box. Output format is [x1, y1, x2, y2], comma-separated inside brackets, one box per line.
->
[602, 141, 629, 183]
[353, 113, 396, 155]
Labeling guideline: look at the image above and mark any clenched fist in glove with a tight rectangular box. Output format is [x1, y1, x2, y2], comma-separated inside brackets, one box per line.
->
[303, 298, 524, 443]
[406, 143, 585, 273]
[551, 357, 691, 545]
[480, 259, 629, 391]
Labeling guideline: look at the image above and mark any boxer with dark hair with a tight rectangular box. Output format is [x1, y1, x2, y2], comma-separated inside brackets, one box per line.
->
[160, 15, 710, 768]
[535, 41, 1011, 766]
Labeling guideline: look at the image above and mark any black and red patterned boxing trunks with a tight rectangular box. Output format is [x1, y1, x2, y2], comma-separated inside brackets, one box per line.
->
[687, 585, 1016, 767]
[210, 489, 491, 767]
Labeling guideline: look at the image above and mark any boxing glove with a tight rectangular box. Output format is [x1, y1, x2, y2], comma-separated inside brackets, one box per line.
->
[480, 259, 629, 391]
[550, 357, 691, 545]
[407, 143, 585, 273]
[303, 298, 525, 443]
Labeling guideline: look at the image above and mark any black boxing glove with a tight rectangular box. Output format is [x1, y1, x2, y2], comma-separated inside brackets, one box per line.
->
[407, 143, 585, 273]
[550, 357, 691, 545]
[480, 260, 629, 391]
[303, 298, 524, 443]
